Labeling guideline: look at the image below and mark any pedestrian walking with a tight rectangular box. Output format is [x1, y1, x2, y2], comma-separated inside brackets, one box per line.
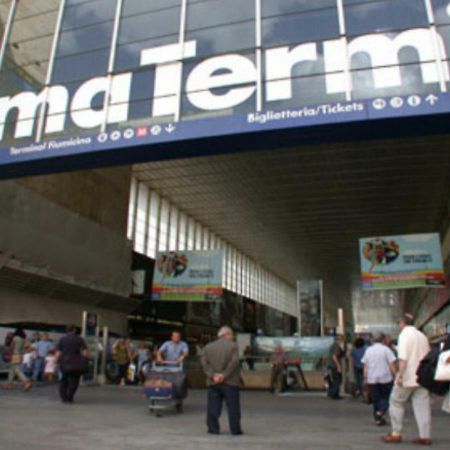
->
[350, 337, 367, 398]
[382, 314, 431, 445]
[2, 327, 32, 391]
[201, 326, 243, 436]
[21, 343, 36, 378]
[32, 333, 54, 381]
[270, 344, 288, 393]
[243, 345, 254, 371]
[112, 338, 132, 385]
[44, 349, 58, 382]
[157, 331, 189, 365]
[55, 325, 88, 404]
[327, 335, 345, 400]
[361, 332, 397, 426]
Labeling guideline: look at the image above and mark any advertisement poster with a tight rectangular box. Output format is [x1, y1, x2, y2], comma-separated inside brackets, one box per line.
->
[253, 337, 334, 359]
[152, 250, 223, 302]
[298, 280, 323, 337]
[359, 233, 445, 290]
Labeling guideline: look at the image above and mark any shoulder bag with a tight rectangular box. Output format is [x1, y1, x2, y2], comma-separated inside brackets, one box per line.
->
[435, 350, 450, 382]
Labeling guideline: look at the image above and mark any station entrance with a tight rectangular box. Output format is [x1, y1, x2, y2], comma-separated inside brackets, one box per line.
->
[1, 4, 450, 447]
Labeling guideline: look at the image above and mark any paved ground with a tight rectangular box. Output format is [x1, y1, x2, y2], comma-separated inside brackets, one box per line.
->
[0, 385, 448, 450]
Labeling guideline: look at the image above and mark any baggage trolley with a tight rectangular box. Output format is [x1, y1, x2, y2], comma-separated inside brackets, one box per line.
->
[144, 362, 186, 417]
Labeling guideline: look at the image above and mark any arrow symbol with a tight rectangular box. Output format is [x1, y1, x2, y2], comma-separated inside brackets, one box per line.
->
[165, 124, 176, 133]
[426, 94, 438, 105]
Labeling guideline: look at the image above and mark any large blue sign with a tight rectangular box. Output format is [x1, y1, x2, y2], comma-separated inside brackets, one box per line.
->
[2, 2, 450, 176]
[0, 91, 448, 174]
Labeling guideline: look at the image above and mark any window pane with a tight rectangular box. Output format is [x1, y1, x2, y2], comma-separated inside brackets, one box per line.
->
[186, 21, 255, 58]
[178, 213, 187, 250]
[262, 0, 338, 17]
[187, 0, 254, 30]
[147, 192, 160, 258]
[118, 6, 181, 45]
[202, 229, 210, 249]
[195, 223, 203, 250]
[127, 177, 138, 240]
[134, 184, 149, 253]
[344, 0, 428, 36]
[62, 0, 116, 31]
[169, 206, 178, 250]
[432, 0, 450, 25]
[262, 8, 339, 47]
[210, 233, 217, 249]
[158, 199, 170, 251]
[187, 218, 195, 250]
[122, 0, 181, 17]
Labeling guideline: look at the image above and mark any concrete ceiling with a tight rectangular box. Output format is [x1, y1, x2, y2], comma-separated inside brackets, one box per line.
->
[133, 135, 450, 308]
[0, 0, 59, 86]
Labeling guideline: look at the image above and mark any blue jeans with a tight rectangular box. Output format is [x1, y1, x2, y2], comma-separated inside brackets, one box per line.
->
[21, 364, 33, 378]
[371, 382, 393, 418]
[32, 356, 45, 381]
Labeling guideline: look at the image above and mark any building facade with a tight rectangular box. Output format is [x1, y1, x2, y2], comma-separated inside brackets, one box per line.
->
[1, 1, 450, 335]
[1, 1, 450, 158]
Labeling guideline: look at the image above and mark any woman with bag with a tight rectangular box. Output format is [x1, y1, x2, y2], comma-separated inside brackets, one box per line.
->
[112, 338, 131, 386]
[3, 327, 32, 391]
[55, 325, 89, 403]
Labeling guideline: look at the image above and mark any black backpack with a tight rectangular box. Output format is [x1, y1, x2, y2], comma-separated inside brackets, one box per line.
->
[416, 347, 450, 396]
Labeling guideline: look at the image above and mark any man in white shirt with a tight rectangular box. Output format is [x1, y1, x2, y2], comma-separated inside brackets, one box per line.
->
[382, 314, 431, 446]
[362, 332, 397, 426]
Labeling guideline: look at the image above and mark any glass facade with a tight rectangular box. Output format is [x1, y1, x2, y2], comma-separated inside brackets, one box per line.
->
[2, 0, 450, 316]
[1, 0, 450, 145]
[127, 177, 297, 316]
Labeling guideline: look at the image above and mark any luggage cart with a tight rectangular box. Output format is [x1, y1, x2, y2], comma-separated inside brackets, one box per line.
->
[144, 363, 186, 417]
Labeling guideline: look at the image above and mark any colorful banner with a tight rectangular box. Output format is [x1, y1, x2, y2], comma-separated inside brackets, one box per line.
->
[152, 250, 223, 302]
[359, 233, 445, 290]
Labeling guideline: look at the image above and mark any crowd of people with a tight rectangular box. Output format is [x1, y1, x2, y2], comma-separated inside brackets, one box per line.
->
[109, 331, 189, 386]
[2, 329, 60, 391]
[327, 313, 450, 445]
[2, 315, 449, 442]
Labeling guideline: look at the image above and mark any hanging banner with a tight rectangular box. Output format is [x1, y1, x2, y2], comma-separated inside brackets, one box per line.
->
[298, 280, 323, 337]
[253, 336, 334, 359]
[152, 250, 223, 302]
[359, 233, 445, 290]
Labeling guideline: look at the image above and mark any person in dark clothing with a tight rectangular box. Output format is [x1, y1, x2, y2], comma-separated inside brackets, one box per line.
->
[327, 335, 345, 400]
[443, 334, 450, 351]
[350, 337, 367, 398]
[243, 345, 254, 371]
[201, 326, 243, 436]
[55, 325, 88, 404]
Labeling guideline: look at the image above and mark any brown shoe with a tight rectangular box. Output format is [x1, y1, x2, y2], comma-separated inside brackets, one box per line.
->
[413, 438, 432, 446]
[382, 434, 402, 444]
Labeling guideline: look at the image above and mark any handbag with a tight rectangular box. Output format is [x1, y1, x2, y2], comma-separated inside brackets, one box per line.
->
[62, 355, 89, 375]
[443, 391, 450, 414]
[435, 350, 450, 382]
